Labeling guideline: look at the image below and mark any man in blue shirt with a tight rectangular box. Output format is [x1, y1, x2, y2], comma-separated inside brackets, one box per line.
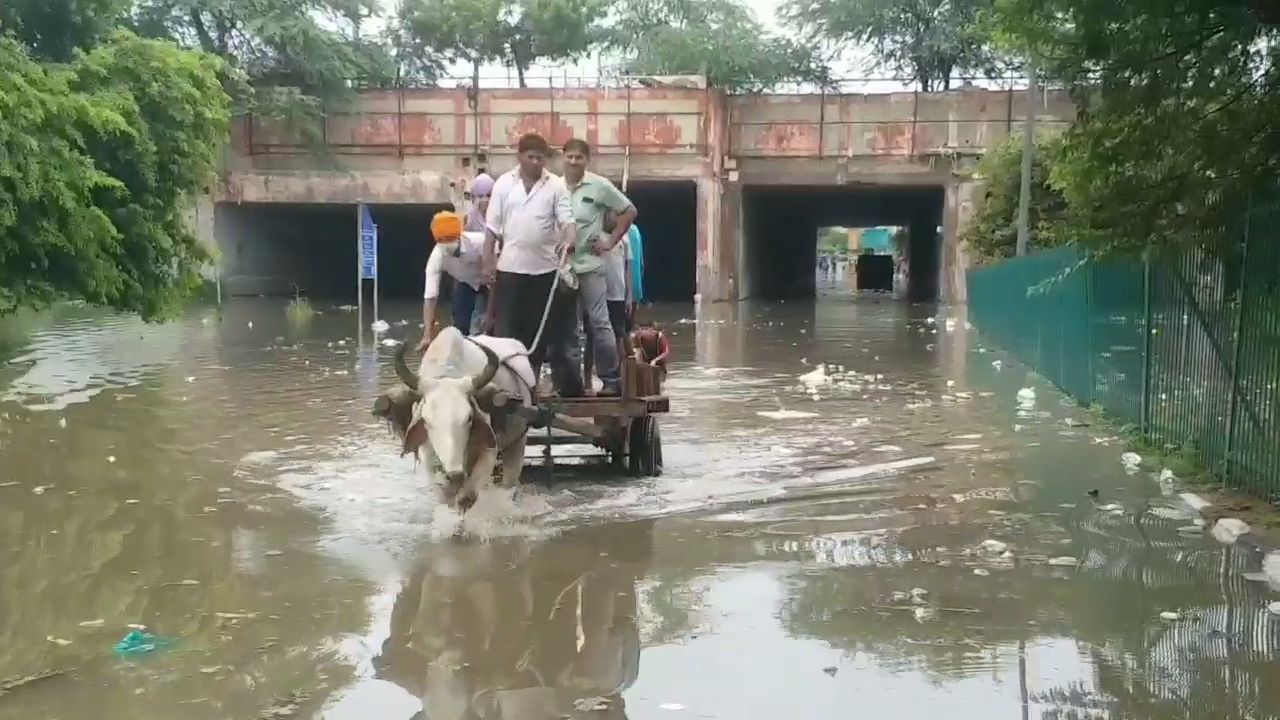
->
[627, 224, 645, 310]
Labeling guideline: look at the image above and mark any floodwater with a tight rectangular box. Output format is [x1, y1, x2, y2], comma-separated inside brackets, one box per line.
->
[1, 297, 1278, 720]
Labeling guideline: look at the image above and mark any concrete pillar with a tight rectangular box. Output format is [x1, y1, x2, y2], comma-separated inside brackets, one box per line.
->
[721, 183, 744, 300]
[941, 178, 982, 303]
[696, 88, 735, 303]
[186, 194, 218, 281]
[695, 175, 716, 301]
[953, 178, 981, 303]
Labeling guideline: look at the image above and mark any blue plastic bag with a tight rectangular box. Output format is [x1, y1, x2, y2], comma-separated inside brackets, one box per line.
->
[113, 629, 173, 657]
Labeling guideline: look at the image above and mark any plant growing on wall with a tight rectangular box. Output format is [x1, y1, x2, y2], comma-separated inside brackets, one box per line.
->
[961, 135, 1069, 262]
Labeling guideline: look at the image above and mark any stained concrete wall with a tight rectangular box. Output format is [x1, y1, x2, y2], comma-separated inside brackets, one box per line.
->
[215, 85, 1074, 303]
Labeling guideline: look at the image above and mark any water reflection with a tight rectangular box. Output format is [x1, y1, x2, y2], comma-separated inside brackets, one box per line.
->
[376, 521, 653, 719]
[1, 297, 1279, 720]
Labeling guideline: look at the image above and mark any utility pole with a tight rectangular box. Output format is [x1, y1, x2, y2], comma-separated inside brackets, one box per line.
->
[1016, 59, 1038, 256]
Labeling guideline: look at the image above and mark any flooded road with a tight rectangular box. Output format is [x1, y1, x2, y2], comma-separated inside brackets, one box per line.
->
[1, 297, 1278, 719]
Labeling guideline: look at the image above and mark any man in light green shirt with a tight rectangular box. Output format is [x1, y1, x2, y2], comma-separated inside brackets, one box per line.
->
[562, 138, 637, 396]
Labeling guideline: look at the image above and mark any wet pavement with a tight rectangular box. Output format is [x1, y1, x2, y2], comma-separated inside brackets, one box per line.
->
[1, 297, 1278, 719]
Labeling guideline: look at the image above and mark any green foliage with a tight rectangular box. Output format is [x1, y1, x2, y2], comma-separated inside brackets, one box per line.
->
[0, 0, 132, 62]
[961, 136, 1069, 263]
[134, 0, 399, 118]
[783, 0, 1007, 90]
[989, 0, 1280, 257]
[607, 0, 831, 91]
[396, 0, 606, 87]
[817, 226, 848, 253]
[0, 33, 230, 320]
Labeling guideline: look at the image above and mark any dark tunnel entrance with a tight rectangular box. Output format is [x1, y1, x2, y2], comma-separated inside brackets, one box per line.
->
[742, 185, 944, 303]
[623, 181, 697, 302]
[214, 184, 699, 303]
[215, 202, 453, 300]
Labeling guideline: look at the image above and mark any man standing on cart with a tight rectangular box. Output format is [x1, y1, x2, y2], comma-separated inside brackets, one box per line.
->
[561, 138, 638, 397]
[481, 133, 582, 396]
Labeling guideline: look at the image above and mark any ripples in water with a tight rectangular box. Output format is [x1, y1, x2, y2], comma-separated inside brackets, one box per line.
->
[0, 298, 1278, 719]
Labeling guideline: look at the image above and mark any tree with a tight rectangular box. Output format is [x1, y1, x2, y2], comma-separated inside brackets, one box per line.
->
[396, 0, 606, 87]
[961, 136, 1068, 262]
[988, 0, 1280, 256]
[607, 0, 830, 91]
[0, 32, 230, 319]
[818, 226, 848, 254]
[133, 0, 399, 118]
[783, 0, 1006, 90]
[0, 0, 132, 62]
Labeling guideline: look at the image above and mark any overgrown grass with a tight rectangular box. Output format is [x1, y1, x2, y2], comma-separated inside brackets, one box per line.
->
[285, 287, 317, 326]
[1084, 402, 1215, 486]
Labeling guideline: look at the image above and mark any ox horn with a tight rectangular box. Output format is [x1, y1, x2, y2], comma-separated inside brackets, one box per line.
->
[469, 341, 501, 394]
[394, 341, 421, 390]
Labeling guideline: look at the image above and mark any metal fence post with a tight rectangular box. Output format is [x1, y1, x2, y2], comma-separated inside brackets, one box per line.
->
[1140, 253, 1154, 436]
[1223, 193, 1252, 485]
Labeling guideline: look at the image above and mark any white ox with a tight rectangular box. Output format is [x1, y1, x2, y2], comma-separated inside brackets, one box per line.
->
[376, 327, 535, 512]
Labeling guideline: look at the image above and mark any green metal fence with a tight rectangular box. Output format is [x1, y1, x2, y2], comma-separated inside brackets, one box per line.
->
[967, 228, 1280, 499]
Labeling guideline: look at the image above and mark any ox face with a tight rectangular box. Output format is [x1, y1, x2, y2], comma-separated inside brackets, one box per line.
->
[392, 337, 502, 505]
[402, 378, 496, 488]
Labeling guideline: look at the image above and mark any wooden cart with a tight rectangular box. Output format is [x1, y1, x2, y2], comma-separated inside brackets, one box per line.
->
[499, 357, 668, 477]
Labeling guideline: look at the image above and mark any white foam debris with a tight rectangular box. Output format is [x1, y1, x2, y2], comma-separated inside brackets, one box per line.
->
[756, 410, 819, 420]
[1121, 452, 1142, 472]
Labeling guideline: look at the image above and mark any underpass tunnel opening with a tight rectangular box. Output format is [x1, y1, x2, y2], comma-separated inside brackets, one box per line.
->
[623, 181, 697, 302]
[742, 185, 944, 302]
[816, 225, 901, 293]
[215, 202, 454, 301]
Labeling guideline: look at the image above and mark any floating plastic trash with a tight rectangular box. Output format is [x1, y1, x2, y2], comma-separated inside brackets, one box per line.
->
[1211, 518, 1250, 544]
[113, 629, 174, 657]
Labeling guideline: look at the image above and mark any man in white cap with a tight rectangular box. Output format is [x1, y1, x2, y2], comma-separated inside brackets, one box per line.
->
[465, 172, 495, 233]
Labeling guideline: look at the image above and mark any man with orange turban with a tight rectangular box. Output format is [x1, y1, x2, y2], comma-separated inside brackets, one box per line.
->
[417, 210, 488, 350]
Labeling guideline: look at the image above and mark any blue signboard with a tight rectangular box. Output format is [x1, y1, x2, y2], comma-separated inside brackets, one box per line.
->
[359, 204, 378, 280]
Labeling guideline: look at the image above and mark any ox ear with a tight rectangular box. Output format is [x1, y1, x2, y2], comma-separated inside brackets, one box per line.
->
[402, 418, 428, 458]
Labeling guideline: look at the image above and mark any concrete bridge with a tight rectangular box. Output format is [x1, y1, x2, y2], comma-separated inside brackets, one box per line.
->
[210, 82, 1073, 303]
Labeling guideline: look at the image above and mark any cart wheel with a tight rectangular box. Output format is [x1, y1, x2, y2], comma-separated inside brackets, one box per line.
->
[653, 425, 664, 476]
[628, 416, 662, 477]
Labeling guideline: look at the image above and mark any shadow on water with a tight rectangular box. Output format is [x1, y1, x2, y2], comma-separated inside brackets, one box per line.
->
[0, 296, 1277, 719]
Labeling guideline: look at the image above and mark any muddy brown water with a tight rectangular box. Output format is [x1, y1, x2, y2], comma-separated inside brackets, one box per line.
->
[1, 298, 1278, 719]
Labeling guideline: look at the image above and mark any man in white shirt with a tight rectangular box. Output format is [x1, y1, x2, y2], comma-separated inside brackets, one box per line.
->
[416, 211, 487, 350]
[481, 133, 582, 394]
